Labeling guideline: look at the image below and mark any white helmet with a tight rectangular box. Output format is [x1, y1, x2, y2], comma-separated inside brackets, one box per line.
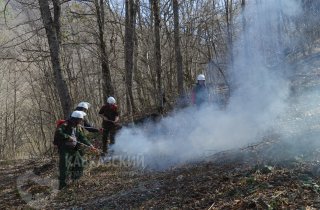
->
[197, 74, 205, 81]
[107, 96, 116, 105]
[77, 102, 90, 109]
[71, 111, 86, 119]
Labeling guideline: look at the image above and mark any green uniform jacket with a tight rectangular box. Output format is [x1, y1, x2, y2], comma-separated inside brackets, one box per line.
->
[57, 122, 91, 150]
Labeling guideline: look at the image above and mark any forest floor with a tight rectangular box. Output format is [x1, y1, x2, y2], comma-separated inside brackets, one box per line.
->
[2, 138, 320, 210]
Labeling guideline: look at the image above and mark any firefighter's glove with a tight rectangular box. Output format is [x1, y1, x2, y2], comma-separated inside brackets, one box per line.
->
[99, 128, 104, 134]
[89, 145, 99, 154]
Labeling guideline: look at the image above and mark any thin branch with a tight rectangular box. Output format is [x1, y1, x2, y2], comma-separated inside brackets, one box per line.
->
[62, 42, 97, 46]
[0, 56, 50, 63]
[3, 0, 12, 27]
[0, 27, 43, 49]
[69, 10, 95, 16]
[5, 18, 42, 31]
[22, 48, 50, 53]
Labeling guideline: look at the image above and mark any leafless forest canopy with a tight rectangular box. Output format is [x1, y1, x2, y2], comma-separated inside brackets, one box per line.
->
[0, 0, 319, 159]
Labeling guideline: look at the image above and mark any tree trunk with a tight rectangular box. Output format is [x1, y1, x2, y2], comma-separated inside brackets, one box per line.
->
[5, 72, 10, 159]
[173, 0, 184, 99]
[152, 0, 163, 113]
[125, 0, 137, 115]
[241, 0, 248, 59]
[94, 0, 114, 101]
[225, 0, 234, 66]
[38, 0, 72, 118]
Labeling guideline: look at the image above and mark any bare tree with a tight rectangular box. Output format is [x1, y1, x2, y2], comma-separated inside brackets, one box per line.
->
[124, 0, 138, 114]
[152, 0, 163, 112]
[38, 0, 72, 118]
[224, 0, 234, 66]
[94, 0, 115, 100]
[173, 0, 184, 99]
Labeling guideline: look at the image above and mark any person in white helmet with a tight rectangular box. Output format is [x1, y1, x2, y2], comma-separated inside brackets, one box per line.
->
[55, 110, 96, 190]
[74, 101, 100, 133]
[191, 74, 210, 107]
[99, 96, 120, 155]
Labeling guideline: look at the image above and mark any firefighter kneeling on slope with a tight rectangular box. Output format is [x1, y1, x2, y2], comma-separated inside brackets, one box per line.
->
[55, 110, 96, 190]
[99, 96, 120, 156]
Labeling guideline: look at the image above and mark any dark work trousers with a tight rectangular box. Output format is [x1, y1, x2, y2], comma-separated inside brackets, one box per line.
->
[102, 127, 116, 153]
[59, 148, 84, 189]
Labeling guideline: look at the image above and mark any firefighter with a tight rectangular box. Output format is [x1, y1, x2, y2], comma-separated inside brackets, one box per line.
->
[99, 96, 120, 155]
[75, 102, 100, 133]
[191, 74, 210, 107]
[56, 111, 95, 190]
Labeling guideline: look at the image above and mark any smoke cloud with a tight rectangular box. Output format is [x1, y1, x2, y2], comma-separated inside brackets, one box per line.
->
[113, 0, 312, 169]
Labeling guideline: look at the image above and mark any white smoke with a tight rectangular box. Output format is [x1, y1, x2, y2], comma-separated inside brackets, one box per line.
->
[114, 0, 303, 169]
